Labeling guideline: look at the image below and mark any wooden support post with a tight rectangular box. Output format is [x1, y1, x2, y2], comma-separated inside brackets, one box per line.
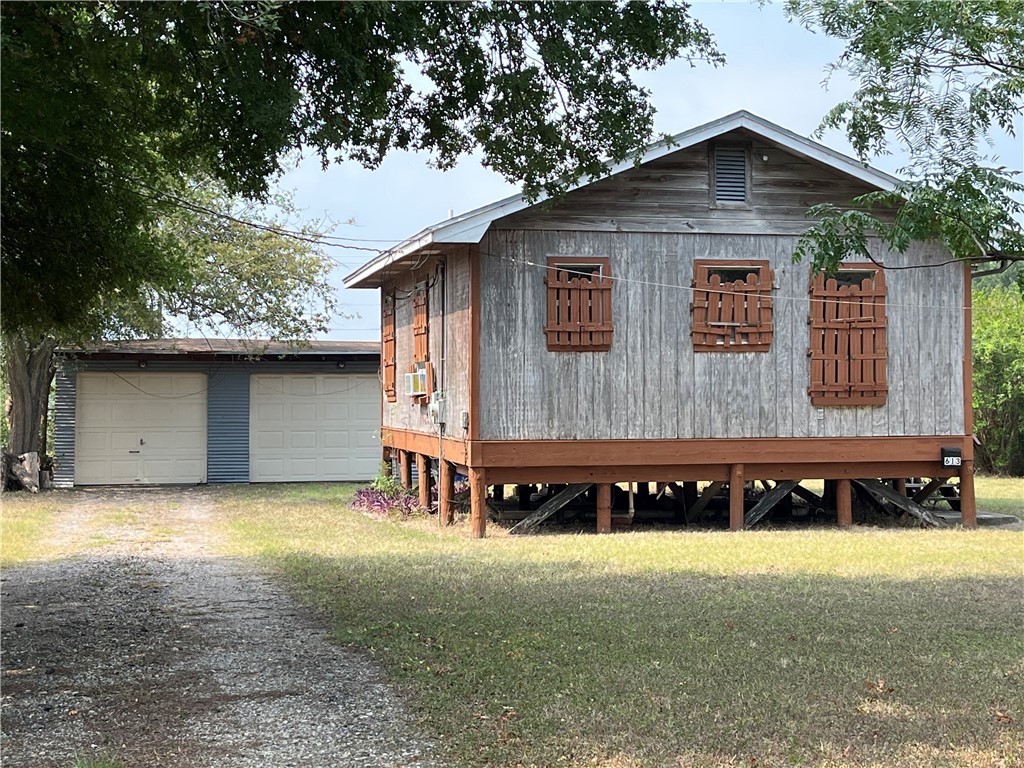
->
[682, 481, 699, 511]
[399, 450, 412, 489]
[439, 461, 455, 527]
[416, 453, 431, 510]
[823, 480, 837, 514]
[959, 461, 977, 528]
[779, 484, 794, 517]
[596, 483, 612, 534]
[729, 464, 744, 531]
[665, 482, 687, 523]
[469, 467, 487, 538]
[837, 478, 853, 528]
[895, 478, 907, 496]
[492, 484, 505, 502]
[516, 484, 532, 510]
[635, 482, 651, 504]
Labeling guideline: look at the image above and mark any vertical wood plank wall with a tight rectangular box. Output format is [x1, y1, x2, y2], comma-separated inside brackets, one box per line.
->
[478, 232, 964, 441]
[382, 248, 472, 438]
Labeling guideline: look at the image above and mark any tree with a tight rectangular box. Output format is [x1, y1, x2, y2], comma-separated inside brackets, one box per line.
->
[2, 1, 721, 464]
[786, 0, 1024, 274]
[972, 287, 1024, 475]
[2, 180, 338, 458]
[2, 1, 722, 335]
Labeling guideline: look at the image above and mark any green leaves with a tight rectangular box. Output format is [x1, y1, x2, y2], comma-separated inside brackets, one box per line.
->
[2, 1, 721, 336]
[152, 179, 339, 342]
[972, 287, 1024, 474]
[796, 167, 1024, 274]
[787, 0, 1024, 273]
[790, 0, 1024, 167]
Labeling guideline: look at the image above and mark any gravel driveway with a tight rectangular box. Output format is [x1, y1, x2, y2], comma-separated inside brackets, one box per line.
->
[1, 488, 438, 767]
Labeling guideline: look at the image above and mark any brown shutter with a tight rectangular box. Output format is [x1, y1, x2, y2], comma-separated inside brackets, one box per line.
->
[382, 294, 396, 402]
[808, 266, 887, 406]
[544, 258, 613, 352]
[413, 283, 429, 362]
[692, 260, 773, 351]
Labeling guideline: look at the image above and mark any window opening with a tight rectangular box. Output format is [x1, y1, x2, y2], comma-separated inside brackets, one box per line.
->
[691, 260, 774, 351]
[545, 257, 613, 352]
[808, 265, 888, 406]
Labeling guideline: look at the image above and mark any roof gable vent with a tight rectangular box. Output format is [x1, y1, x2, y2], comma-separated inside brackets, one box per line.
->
[714, 146, 748, 203]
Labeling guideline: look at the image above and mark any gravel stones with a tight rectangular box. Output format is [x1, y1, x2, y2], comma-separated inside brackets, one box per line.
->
[0, 489, 438, 767]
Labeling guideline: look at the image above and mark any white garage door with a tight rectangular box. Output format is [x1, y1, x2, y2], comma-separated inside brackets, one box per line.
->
[76, 372, 207, 485]
[249, 374, 381, 482]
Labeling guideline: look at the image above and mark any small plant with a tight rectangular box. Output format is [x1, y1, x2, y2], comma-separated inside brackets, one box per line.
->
[370, 462, 406, 496]
[74, 756, 124, 768]
[354, 465, 425, 519]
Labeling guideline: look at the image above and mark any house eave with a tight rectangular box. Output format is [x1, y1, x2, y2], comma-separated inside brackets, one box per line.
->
[344, 110, 902, 289]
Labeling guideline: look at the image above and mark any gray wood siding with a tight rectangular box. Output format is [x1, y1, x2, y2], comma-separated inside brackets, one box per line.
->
[478, 231, 964, 441]
[381, 248, 472, 439]
[494, 130, 885, 236]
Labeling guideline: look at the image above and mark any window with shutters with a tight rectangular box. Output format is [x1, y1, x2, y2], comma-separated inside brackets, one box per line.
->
[808, 265, 888, 406]
[381, 293, 396, 402]
[711, 143, 750, 205]
[691, 260, 774, 352]
[413, 282, 428, 362]
[545, 257, 613, 352]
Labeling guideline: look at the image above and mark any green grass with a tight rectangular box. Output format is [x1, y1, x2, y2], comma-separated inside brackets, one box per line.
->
[4, 481, 1021, 766]
[975, 475, 1024, 518]
[0, 493, 60, 565]
[217, 486, 1024, 768]
[74, 757, 124, 768]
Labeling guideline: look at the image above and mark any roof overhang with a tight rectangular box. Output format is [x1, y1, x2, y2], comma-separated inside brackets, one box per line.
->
[60, 338, 380, 362]
[344, 110, 901, 289]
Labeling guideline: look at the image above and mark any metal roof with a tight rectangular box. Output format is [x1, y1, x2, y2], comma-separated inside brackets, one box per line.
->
[344, 110, 901, 289]
[63, 338, 380, 358]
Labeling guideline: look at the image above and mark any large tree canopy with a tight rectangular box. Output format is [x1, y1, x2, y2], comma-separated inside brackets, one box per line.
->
[1, 0, 721, 335]
[2, 179, 339, 457]
[786, 0, 1024, 273]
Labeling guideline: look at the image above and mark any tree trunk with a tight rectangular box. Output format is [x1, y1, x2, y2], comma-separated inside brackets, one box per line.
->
[3, 333, 58, 458]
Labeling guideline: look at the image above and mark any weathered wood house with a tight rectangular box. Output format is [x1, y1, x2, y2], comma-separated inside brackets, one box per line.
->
[345, 111, 975, 535]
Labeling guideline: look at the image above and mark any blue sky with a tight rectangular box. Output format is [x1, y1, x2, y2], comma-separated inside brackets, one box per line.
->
[270, 1, 1023, 342]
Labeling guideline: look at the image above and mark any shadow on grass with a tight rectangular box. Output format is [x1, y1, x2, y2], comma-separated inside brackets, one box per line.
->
[272, 548, 1023, 768]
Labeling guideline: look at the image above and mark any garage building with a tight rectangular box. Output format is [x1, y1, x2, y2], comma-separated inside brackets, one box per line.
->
[53, 339, 381, 487]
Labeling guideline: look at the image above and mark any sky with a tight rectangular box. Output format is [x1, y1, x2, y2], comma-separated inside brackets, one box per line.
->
[264, 0, 1023, 342]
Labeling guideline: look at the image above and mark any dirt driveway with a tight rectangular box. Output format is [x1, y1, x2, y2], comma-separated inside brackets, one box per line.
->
[0, 488, 437, 767]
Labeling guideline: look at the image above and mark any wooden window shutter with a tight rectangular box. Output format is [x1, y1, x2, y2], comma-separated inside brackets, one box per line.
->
[713, 145, 748, 203]
[413, 283, 429, 362]
[691, 260, 774, 352]
[808, 265, 888, 406]
[545, 257, 613, 352]
[382, 293, 396, 402]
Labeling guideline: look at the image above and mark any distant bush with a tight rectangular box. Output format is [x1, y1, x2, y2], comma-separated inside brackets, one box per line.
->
[973, 286, 1024, 475]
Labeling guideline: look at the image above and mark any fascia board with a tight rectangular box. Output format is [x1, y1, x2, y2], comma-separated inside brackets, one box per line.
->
[345, 110, 900, 288]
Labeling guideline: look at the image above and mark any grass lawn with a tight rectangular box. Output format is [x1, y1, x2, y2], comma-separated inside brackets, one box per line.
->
[975, 475, 1024, 519]
[216, 482, 1024, 768]
[0, 494, 62, 566]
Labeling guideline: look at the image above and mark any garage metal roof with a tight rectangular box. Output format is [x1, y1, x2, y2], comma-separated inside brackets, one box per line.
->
[62, 338, 380, 359]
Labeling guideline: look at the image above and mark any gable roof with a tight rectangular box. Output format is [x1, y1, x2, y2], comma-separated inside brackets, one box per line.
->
[345, 110, 901, 289]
